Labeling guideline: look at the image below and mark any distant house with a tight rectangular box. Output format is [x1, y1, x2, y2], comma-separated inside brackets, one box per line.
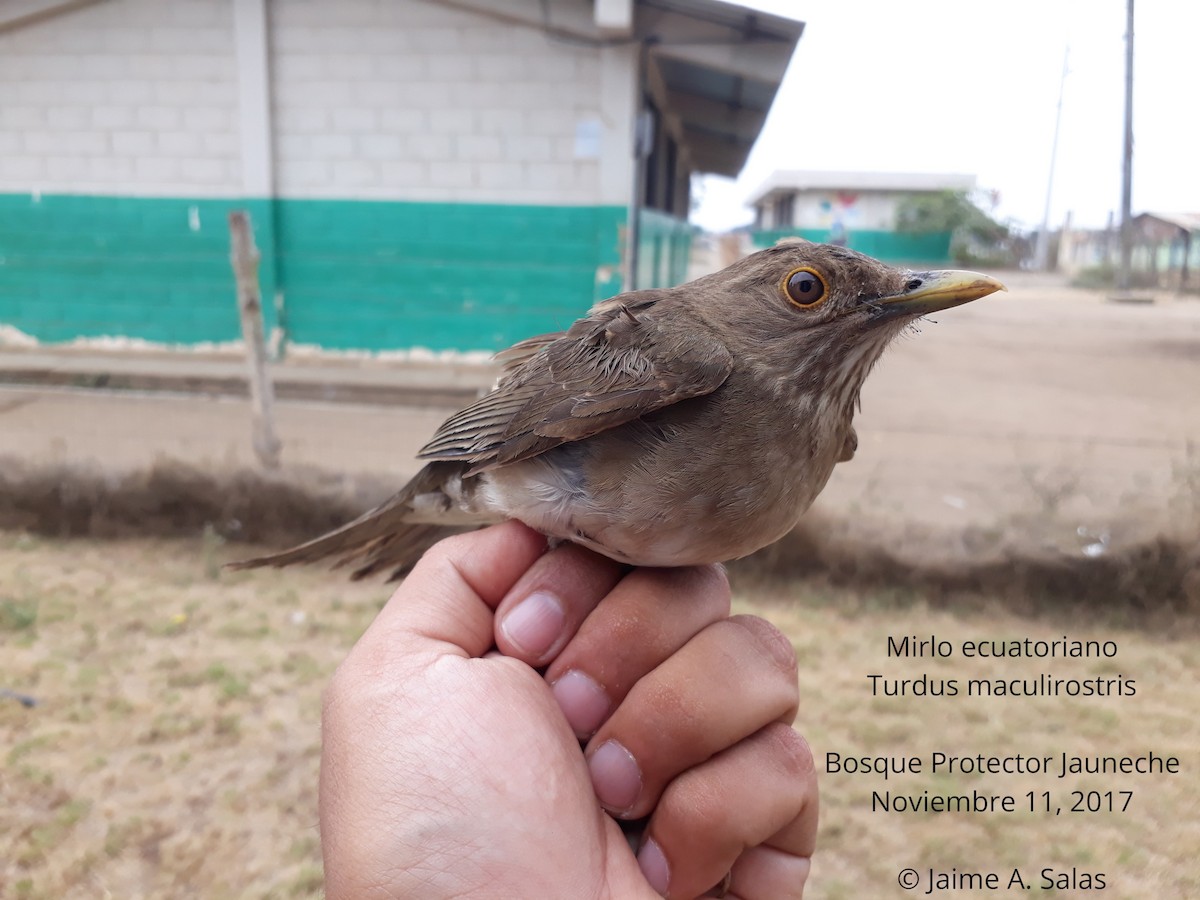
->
[747, 170, 977, 265]
[0, 0, 801, 352]
[1057, 212, 1199, 292]
[1132, 213, 1199, 290]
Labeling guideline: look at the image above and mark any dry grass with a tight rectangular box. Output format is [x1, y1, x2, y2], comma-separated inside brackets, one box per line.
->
[0, 532, 383, 899]
[2, 531, 1198, 899]
[752, 583, 1200, 900]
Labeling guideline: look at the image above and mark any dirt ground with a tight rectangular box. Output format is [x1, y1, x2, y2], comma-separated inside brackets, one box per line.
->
[2, 273, 1200, 898]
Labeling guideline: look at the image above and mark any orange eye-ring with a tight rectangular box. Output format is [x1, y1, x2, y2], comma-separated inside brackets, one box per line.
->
[782, 267, 827, 308]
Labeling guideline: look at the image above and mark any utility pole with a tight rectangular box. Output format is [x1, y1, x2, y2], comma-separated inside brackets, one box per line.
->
[1116, 0, 1135, 293]
[1035, 45, 1069, 271]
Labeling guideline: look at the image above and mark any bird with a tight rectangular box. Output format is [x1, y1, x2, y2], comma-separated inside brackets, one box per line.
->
[231, 241, 1004, 580]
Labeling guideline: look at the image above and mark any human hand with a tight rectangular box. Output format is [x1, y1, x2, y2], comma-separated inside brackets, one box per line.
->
[319, 521, 817, 899]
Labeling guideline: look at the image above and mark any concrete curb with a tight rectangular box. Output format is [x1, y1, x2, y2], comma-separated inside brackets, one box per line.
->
[0, 354, 494, 408]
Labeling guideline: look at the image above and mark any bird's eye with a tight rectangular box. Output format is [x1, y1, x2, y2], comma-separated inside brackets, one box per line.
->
[783, 267, 828, 308]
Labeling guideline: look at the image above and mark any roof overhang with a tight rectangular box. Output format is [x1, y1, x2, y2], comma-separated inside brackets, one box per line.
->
[0, 0, 105, 34]
[427, 0, 801, 178]
[637, 0, 803, 177]
[1135, 212, 1200, 234]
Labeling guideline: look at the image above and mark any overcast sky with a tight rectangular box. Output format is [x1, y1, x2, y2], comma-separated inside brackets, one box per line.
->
[693, 0, 1198, 233]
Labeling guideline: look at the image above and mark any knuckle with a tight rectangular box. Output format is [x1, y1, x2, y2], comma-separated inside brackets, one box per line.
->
[663, 769, 729, 836]
[759, 723, 817, 781]
[728, 614, 799, 677]
[423, 532, 472, 565]
[693, 562, 732, 600]
[677, 563, 733, 613]
[405, 541, 455, 584]
[701, 563, 734, 612]
[409, 538, 480, 601]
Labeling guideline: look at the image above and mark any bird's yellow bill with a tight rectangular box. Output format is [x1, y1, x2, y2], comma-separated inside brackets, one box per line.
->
[879, 270, 1007, 318]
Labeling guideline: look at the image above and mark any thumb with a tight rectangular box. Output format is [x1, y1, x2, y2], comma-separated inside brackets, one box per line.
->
[355, 521, 548, 664]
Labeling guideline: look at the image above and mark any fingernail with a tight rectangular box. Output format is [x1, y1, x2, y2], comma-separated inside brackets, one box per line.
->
[588, 739, 641, 814]
[551, 669, 611, 738]
[637, 838, 670, 896]
[500, 590, 564, 659]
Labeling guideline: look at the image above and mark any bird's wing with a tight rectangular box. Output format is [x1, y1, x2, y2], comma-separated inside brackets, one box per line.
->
[419, 298, 733, 470]
[492, 331, 563, 375]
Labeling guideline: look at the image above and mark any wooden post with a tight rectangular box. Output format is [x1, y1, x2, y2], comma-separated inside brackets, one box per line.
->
[228, 210, 282, 469]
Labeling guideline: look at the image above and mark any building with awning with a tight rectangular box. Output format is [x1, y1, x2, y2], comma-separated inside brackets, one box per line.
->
[0, 0, 802, 352]
[748, 170, 977, 265]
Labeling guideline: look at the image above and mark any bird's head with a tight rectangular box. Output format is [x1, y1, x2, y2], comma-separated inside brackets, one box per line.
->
[683, 239, 1006, 406]
[692, 239, 1005, 339]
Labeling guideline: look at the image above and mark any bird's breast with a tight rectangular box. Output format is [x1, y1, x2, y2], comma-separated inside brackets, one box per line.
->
[479, 384, 849, 566]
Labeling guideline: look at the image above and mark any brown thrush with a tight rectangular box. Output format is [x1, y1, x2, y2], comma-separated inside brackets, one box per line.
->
[233, 241, 1004, 579]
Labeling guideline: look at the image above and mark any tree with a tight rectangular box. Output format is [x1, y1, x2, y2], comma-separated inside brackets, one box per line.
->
[895, 190, 1016, 266]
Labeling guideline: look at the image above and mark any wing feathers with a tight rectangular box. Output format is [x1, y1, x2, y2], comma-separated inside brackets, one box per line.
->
[419, 296, 733, 469]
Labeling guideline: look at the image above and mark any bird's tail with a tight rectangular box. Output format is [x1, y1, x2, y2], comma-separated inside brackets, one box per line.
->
[228, 461, 484, 581]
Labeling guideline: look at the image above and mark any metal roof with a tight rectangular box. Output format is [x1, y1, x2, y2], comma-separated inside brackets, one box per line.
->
[638, 0, 804, 177]
[748, 170, 978, 206]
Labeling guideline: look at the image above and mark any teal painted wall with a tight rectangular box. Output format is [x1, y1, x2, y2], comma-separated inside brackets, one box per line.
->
[0, 193, 627, 351]
[0, 193, 277, 344]
[751, 228, 954, 266]
[275, 200, 624, 351]
[637, 208, 693, 289]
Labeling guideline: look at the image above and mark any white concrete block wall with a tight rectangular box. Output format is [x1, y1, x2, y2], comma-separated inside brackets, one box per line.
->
[270, 0, 633, 205]
[0, 0, 638, 208]
[0, 0, 242, 197]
